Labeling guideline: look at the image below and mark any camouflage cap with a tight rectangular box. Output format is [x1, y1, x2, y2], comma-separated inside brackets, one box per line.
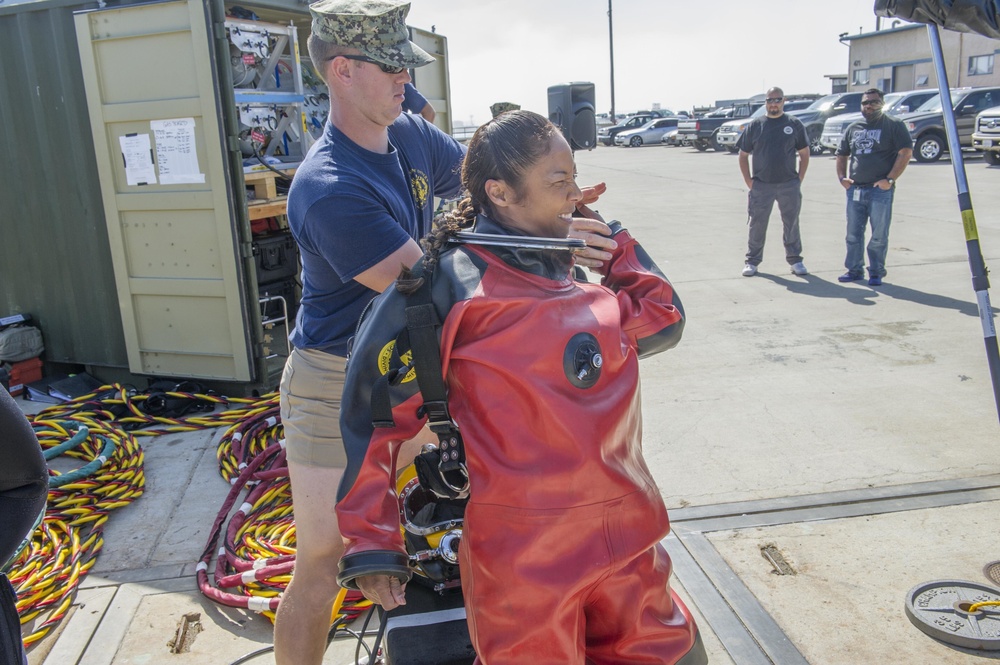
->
[309, 0, 434, 70]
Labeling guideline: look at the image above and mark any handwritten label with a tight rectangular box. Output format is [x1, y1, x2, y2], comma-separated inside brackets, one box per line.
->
[150, 118, 205, 184]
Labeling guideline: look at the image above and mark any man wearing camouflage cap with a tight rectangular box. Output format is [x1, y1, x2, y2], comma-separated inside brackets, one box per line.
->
[274, 2, 465, 662]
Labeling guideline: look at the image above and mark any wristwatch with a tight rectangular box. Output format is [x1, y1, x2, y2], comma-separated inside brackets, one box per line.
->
[886, 177, 895, 186]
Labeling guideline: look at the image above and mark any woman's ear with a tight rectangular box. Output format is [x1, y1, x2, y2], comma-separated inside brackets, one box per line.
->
[485, 179, 510, 209]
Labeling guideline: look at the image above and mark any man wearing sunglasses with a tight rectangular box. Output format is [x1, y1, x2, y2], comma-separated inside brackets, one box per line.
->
[835, 88, 913, 287]
[273, 2, 466, 663]
[737, 87, 810, 278]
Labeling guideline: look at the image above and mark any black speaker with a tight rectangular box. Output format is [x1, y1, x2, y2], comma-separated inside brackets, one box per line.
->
[547, 82, 596, 150]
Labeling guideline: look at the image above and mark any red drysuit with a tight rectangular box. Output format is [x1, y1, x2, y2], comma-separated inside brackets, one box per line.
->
[336, 215, 702, 664]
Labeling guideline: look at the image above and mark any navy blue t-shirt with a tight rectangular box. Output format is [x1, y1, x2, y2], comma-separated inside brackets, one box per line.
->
[287, 113, 465, 356]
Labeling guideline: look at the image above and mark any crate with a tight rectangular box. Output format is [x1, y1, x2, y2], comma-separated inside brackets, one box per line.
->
[2, 356, 43, 397]
[253, 232, 299, 285]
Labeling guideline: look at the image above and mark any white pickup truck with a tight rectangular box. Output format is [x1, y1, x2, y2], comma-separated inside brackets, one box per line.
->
[972, 105, 1000, 166]
[676, 104, 758, 152]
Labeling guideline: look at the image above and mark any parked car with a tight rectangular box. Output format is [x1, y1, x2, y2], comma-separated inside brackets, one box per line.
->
[786, 92, 863, 155]
[676, 105, 759, 152]
[716, 99, 816, 153]
[972, 104, 1000, 166]
[614, 117, 681, 147]
[902, 86, 1000, 162]
[597, 113, 660, 146]
[661, 128, 692, 147]
[819, 90, 937, 152]
[635, 109, 674, 118]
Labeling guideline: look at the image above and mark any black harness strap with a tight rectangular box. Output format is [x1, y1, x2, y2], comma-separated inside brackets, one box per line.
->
[366, 263, 469, 499]
[404, 268, 469, 499]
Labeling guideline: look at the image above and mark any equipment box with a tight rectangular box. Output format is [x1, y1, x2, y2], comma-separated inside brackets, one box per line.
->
[1, 357, 43, 397]
[383, 585, 476, 665]
[253, 232, 299, 285]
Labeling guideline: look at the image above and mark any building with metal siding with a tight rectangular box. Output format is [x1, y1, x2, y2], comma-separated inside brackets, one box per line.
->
[842, 23, 1000, 92]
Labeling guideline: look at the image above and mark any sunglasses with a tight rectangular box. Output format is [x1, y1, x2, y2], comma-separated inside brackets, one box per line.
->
[332, 54, 406, 75]
[765, 97, 784, 103]
[861, 100, 883, 106]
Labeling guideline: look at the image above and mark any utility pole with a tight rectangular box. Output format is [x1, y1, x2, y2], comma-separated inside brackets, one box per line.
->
[608, 0, 616, 122]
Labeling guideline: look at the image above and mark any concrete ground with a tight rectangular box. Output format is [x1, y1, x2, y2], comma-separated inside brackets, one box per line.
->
[19, 143, 1000, 664]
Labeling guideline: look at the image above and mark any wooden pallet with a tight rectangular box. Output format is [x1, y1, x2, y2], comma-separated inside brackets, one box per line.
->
[245, 168, 295, 221]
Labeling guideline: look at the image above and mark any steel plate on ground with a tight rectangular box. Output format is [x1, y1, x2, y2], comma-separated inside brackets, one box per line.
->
[904, 579, 1000, 650]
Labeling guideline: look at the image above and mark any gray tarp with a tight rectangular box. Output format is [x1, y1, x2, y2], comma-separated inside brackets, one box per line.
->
[875, 0, 1000, 39]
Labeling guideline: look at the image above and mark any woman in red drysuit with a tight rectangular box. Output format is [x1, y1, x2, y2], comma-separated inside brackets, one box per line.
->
[334, 110, 705, 665]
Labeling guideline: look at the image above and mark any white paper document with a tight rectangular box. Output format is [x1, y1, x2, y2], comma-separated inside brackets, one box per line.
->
[118, 133, 157, 186]
[150, 118, 206, 184]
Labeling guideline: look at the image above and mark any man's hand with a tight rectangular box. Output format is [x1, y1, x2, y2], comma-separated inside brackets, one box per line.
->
[356, 574, 407, 611]
[579, 182, 607, 206]
[875, 178, 891, 191]
[840, 177, 854, 190]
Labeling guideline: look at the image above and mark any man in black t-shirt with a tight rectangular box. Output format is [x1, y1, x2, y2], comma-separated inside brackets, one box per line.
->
[737, 87, 810, 277]
[835, 87, 913, 287]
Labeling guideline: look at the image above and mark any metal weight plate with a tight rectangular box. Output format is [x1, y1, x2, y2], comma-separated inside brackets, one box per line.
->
[904, 579, 1000, 650]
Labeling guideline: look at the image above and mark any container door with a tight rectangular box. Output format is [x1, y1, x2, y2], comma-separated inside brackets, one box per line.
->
[409, 26, 452, 134]
[75, 0, 254, 381]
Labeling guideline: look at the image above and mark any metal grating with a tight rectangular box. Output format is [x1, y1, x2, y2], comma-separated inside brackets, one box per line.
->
[985, 560, 1000, 587]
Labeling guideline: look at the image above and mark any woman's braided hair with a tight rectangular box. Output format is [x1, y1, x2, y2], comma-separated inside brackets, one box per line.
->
[397, 110, 560, 294]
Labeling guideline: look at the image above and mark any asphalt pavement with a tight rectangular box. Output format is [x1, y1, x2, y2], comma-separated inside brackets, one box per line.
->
[20, 142, 1000, 664]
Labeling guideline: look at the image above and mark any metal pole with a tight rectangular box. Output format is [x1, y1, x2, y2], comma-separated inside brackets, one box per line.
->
[927, 24, 1000, 421]
[608, 0, 616, 122]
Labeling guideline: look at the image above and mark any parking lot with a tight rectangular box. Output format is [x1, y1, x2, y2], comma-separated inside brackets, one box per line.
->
[574, 143, 1000, 663]
[26, 144, 1000, 664]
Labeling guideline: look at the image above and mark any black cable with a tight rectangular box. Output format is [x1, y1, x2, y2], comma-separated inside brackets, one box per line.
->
[355, 605, 377, 665]
[227, 644, 273, 665]
[224, 619, 375, 665]
[253, 147, 294, 182]
[369, 606, 387, 664]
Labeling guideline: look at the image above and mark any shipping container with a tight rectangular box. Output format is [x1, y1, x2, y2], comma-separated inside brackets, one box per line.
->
[0, 0, 451, 393]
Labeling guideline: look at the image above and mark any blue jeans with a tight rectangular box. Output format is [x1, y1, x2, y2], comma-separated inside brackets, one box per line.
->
[845, 185, 894, 278]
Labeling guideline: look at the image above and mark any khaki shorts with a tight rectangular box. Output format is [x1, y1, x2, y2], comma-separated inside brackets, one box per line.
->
[279, 347, 349, 468]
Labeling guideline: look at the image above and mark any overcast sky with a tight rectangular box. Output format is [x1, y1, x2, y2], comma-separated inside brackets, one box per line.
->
[406, 0, 893, 125]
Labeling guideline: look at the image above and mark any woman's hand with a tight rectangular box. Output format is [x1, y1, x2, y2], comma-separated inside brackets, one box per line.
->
[570, 216, 616, 269]
[579, 182, 607, 207]
[571, 182, 616, 268]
